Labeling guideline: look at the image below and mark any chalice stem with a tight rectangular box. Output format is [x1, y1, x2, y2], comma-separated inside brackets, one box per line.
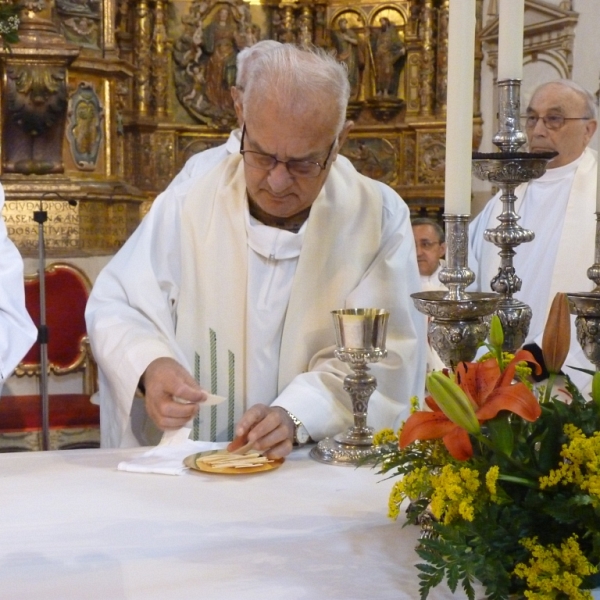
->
[336, 363, 376, 445]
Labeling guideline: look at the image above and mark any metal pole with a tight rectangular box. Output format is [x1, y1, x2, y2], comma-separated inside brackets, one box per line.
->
[33, 205, 49, 451]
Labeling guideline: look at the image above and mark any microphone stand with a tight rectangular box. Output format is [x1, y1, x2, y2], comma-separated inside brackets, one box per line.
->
[33, 198, 50, 451]
[34, 192, 78, 450]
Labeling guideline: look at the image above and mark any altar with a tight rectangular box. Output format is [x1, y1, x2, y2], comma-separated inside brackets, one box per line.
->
[0, 444, 473, 600]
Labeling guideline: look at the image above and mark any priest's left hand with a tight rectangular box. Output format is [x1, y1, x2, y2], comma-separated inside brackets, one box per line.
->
[227, 405, 294, 459]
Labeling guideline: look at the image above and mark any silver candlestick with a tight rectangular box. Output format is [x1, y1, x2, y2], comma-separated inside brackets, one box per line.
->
[472, 78, 556, 352]
[411, 215, 500, 368]
[567, 212, 600, 370]
[310, 308, 388, 466]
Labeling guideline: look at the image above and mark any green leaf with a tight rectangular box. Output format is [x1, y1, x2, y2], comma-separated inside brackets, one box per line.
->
[485, 414, 514, 456]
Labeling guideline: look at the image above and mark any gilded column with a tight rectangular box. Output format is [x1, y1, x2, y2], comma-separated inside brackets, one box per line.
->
[279, 4, 295, 44]
[116, 0, 133, 64]
[298, 5, 313, 46]
[436, 0, 449, 117]
[102, 0, 118, 59]
[152, 0, 169, 118]
[419, 0, 435, 117]
[134, 0, 152, 116]
[473, 0, 484, 116]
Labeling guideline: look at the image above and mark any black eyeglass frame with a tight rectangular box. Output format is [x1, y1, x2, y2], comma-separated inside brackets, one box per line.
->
[239, 124, 337, 178]
[521, 114, 592, 131]
[415, 240, 442, 250]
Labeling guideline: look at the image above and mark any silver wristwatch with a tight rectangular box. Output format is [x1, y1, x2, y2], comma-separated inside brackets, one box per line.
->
[281, 409, 311, 446]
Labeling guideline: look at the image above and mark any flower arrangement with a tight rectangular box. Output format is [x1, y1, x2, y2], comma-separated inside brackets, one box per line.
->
[0, 1, 20, 46]
[372, 293, 600, 600]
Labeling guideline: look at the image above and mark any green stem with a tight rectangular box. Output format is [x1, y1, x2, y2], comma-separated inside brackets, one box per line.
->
[543, 372, 557, 404]
[474, 433, 540, 482]
[497, 474, 539, 489]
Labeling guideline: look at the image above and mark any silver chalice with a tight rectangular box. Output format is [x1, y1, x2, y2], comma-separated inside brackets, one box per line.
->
[310, 308, 388, 466]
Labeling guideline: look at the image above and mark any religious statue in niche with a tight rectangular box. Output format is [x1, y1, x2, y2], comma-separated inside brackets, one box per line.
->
[331, 16, 365, 101]
[66, 82, 104, 171]
[370, 16, 406, 99]
[2, 65, 69, 174]
[173, 0, 260, 128]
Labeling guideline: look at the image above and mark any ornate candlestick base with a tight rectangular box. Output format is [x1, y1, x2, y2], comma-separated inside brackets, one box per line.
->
[310, 308, 388, 467]
[494, 298, 532, 353]
[411, 290, 500, 368]
[411, 215, 500, 368]
[566, 293, 600, 370]
[567, 213, 600, 371]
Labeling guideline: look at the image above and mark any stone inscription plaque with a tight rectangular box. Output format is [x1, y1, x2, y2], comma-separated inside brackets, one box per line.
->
[2, 199, 140, 257]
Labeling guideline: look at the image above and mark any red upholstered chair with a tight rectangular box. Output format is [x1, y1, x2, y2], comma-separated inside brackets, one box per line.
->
[0, 262, 100, 451]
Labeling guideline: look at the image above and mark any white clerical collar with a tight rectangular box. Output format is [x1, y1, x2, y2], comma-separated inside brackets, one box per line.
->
[421, 261, 444, 285]
[537, 153, 583, 182]
[245, 204, 306, 260]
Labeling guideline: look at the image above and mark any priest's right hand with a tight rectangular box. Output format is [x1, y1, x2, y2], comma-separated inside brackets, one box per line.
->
[141, 357, 207, 430]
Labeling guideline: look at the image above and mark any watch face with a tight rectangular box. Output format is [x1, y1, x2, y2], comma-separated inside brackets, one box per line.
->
[296, 424, 310, 445]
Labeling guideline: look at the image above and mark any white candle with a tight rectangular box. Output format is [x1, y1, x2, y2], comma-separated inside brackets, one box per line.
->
[444, 0, 476, 215]
[596, 128, 600, 212]
[497, 0, 525, 81]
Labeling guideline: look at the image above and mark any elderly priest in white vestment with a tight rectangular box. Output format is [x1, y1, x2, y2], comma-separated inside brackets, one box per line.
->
[86, 44, 426, 455]
[0, 183, 37, 394]
[470, 79, 598, 393]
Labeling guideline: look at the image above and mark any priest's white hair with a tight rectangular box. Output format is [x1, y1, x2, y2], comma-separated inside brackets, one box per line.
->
[235, 40, 281, 90]
[532, 79, 597, 120]
[243, 43, 350, 136]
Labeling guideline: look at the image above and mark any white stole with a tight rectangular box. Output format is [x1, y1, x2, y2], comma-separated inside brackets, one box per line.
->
[176, 155, 382, 441]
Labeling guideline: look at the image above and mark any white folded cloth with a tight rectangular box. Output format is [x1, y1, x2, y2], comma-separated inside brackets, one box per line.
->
[117, 440, 226, 475]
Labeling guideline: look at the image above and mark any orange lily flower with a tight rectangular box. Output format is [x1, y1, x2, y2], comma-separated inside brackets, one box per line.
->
[400, 350, 542, 460]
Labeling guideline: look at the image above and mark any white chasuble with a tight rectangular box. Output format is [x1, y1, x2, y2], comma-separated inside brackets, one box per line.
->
[176, 155, 382, 442]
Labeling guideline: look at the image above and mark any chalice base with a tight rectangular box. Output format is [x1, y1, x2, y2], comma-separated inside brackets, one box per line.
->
[309, 436, 379, 466]
[334, 426, 374, 446]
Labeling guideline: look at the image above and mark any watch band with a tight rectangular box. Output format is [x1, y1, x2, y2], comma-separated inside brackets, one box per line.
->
[280, 408, 311, 445]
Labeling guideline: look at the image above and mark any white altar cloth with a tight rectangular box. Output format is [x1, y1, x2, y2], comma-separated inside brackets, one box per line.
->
[0, 445, 475, 599]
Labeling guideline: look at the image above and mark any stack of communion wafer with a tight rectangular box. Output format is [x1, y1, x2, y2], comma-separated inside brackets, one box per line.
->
[196, 451, 273, 470]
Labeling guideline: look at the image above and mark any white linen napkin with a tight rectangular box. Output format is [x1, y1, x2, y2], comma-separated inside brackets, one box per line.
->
[117, 440, 226, 475]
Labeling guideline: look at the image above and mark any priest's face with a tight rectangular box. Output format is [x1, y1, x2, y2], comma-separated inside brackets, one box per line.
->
[241, 99, 351, 219]
[525, 83, 597, 168]
[412, 224, 446, 277]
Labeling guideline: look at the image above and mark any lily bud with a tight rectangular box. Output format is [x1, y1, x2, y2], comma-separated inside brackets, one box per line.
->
[489, 315, 504, 349]
[427, 371, 481, 435]
[541, 293, 571, 374]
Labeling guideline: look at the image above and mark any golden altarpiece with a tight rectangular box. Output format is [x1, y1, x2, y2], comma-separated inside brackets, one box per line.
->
[0, 0, 488, 258]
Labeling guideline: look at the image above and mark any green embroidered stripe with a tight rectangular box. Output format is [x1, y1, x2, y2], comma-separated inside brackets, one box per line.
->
[210, 328, 217, 442]
[193, 351, 200, 440]
[228, 350, 235, 440]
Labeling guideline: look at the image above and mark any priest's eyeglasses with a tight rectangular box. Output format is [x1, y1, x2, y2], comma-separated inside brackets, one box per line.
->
[522, 114, 591, 131]
[416, 240, 441, 250]
[240, 124, 336, 178]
